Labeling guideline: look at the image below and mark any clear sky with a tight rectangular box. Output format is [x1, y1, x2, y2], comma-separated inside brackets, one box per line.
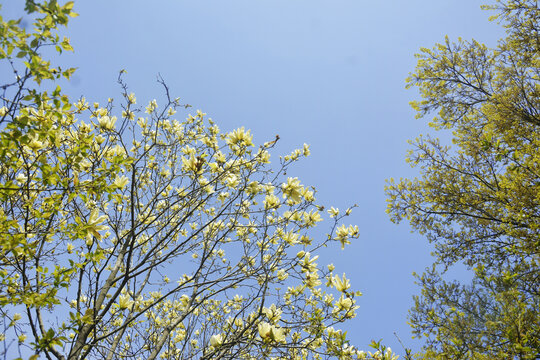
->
[4, 0, 503, 354]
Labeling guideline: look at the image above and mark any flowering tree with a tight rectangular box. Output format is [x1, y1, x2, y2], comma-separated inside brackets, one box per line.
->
[0, 2, 403, 360]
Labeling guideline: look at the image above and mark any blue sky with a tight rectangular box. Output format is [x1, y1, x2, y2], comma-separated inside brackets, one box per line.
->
[5, 0, 503, 354]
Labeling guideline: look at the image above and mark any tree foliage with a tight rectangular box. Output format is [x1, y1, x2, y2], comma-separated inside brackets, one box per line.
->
[0, 1, 407, 360]
[386, 0, 540, 359]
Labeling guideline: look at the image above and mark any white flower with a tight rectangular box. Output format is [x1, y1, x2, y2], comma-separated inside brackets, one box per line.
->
[85, 208, 109, 245]
[226, 127, 253, 147]
[225, 174, 239, 188]
[335, 224, 350, 249]
[27, 134, 44, 151]
[122, 109, 134, 120]
[118, 294, 133, 310]
[145, 99, 158, 114]
[209, 334, 223, 347]
[262, 304, 282, 322]
[114, 175, 129, 189]
[281, 177, 303, 203]
[263, 194, 280, 210]
[327, 207, 339, 218]
[335, 296, 353, 311]
[79, 159, 92, 170]
[305, 271, 322, 288]
[246, 181, 261, 195]
[384, 347, 399, 360]
[258, 322, 286, 343]
[137, 117, 147, 129]
[258, 322, 271, 339]
[98, 115, 117, 131]
[174, 329, 186, 343]
[257, 149, 271, 163]
[283, 231, 299, 245]
[327, 263, 335, 272]
[303, 210, 322, 227]
[182, 155, 204, 174]
[332, 273, 351, 292]
[15, 173, 27, 184]
[277, 269, 289, 280]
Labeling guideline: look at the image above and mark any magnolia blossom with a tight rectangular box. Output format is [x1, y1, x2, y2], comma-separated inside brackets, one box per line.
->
[246, 181, 261, 195]
[15, 173, 27, 184]
[332, 273, 351, 293]
[172, 329, 186, 343]
[137, 117, 147, 129]
[122, 109, 134, 120]
[127, 92, 136, 104]
[335, 224, 355, 249]
[226, 127, 253, 147]
[258, 322, 286, 343]
[303, 210, 322, 227]
[85, 208, 109, 245]
[209, 334, 223, 347]
[327, 263, 335, 272]
[262, 304, 282, 322]
[179, 294, 190, 311]
[118, 294, 133, 310]
[300, 252, 319, 273]
[263, 194, 280, 210]
[283, 231, 299, 245]
[79, 158, 92, 170]
[305, 272, 322, 288]
[256, 148, 271, 163]
[335, 296, 354, 312]
[327, 207, 339, 218]
[277, 269, 289, 281]
[114, 175, 129, 189]
[182, 155, 203, 174]
[225, 174, 240, 188]
[28, 134, 45, 152]
[282, 177, 303, 203]
[98, 115, 117, 131]
[369, 347, 399, 360]
[145, 99, 158, 114]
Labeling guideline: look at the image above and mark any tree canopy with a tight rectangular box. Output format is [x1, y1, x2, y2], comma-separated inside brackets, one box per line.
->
[386, 0, 540, 358]
[0, 1, 404, 359]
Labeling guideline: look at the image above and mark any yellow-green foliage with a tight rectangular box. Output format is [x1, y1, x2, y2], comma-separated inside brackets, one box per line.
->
[386, 1, 540, 359]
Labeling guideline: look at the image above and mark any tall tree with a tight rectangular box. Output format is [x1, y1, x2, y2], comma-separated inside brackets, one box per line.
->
[386, 0, 540, 359]
[0, 2, 403, 360]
